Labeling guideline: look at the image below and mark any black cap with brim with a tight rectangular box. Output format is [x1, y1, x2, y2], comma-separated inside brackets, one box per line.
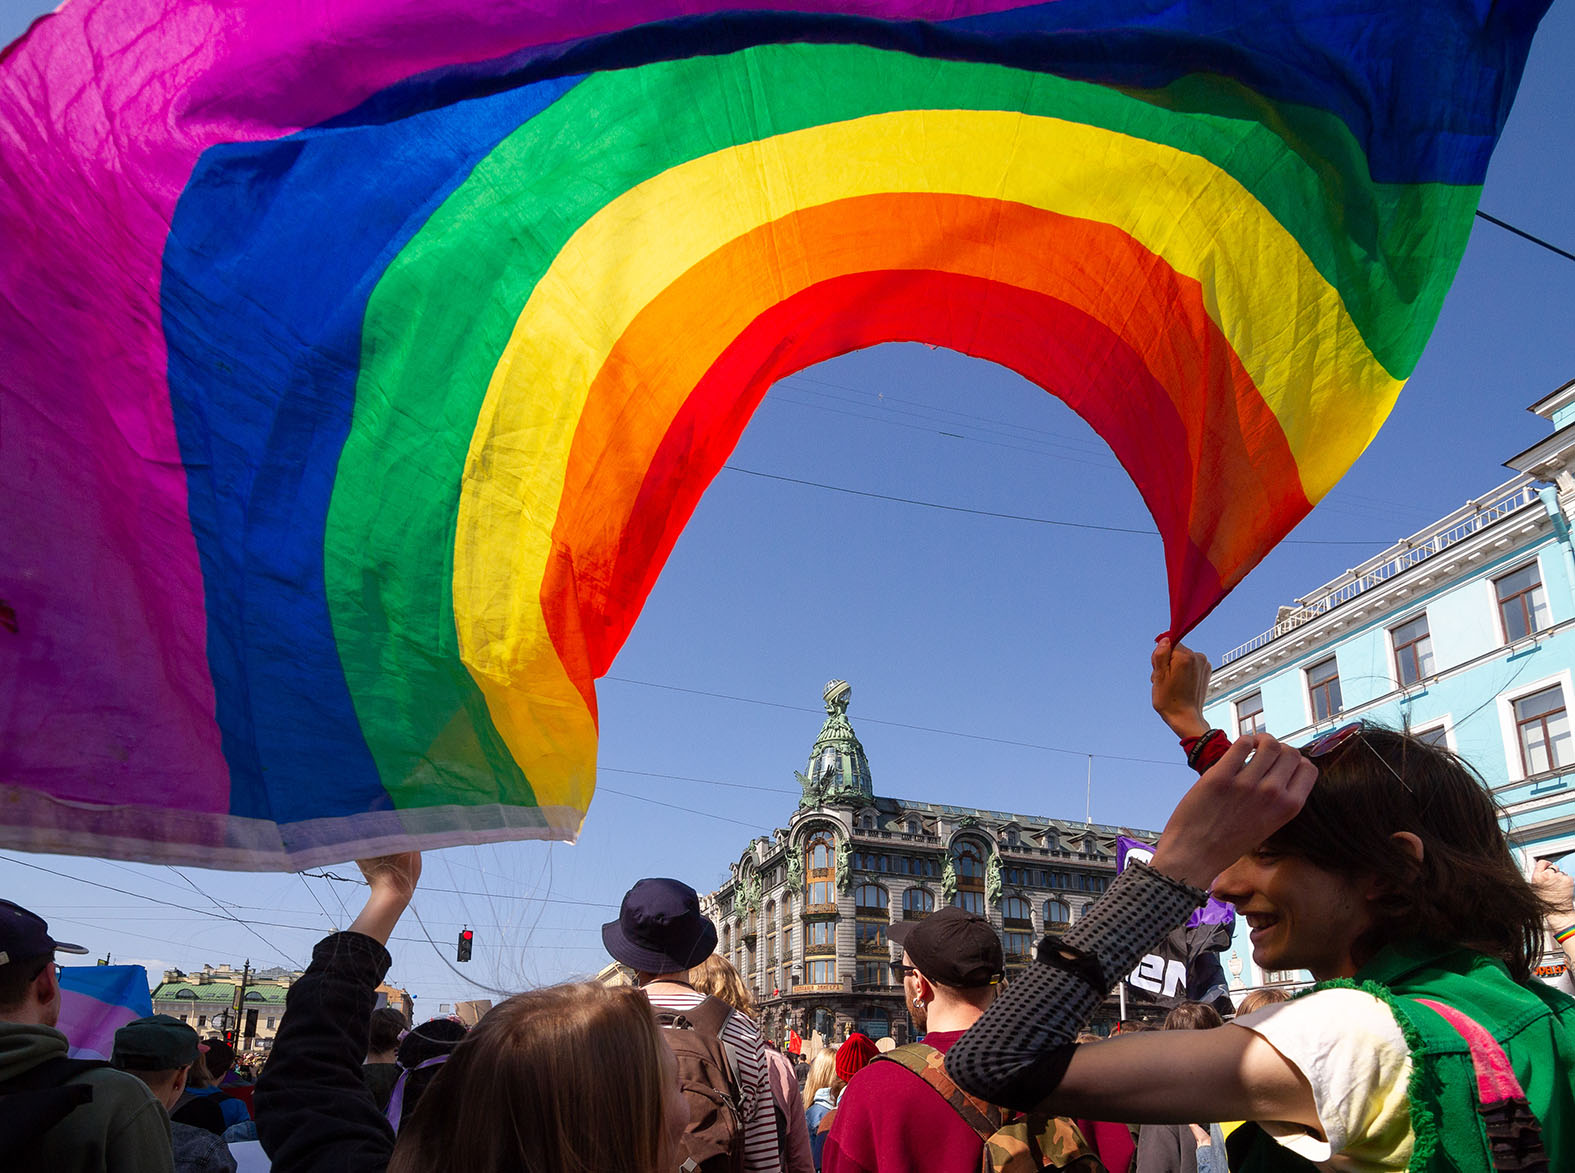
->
[889, 906, 1004, 989]
[0, 899, 88, 965]
[602, 877, 718, 975]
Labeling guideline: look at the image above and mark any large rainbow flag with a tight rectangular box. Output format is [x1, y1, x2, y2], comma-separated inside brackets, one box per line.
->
[0, 1, 1550, 868]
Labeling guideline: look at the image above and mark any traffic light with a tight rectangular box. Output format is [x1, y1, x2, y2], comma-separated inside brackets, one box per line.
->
[224, 1029, 237, 1048]
[457, 928, 473, 962]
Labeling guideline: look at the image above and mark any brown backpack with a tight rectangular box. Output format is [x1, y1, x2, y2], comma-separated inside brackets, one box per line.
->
[653, 995, 746, 1173]
[875, 1045, 1105, 1173]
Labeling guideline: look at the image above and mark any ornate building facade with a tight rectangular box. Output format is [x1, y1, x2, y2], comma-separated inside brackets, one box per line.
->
[701, 680, 1161, 1044]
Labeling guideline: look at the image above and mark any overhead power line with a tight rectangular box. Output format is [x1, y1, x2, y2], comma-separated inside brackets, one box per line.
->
[722, 465, 1390, 548]
[1475, 210, 1575, 263]
[602, 674, 1183, 768]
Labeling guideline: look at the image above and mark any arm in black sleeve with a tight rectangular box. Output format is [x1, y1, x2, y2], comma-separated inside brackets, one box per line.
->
[255, 932, 396, 1173]
[944, 863, 1206, 1111]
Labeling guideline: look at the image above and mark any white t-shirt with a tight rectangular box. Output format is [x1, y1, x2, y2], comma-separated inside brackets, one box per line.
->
[1232, 989, 1413, 1172]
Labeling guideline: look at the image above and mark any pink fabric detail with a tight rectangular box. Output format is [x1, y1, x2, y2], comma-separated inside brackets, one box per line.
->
[1413, 998, 1526, 1106]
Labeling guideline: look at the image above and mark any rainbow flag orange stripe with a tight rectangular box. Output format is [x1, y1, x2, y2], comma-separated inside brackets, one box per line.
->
[0, 2, 1550, 866]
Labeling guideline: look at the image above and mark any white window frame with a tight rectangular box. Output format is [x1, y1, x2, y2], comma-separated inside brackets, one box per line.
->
[1235, 690, 1266, 736]
[1388, 611, 1435, 690]
[1407, 716, 1454, 751]
[1496, 669, 1575, 783]
[1493, 558, 1551, 646]
[1305, 655, 1343, 726]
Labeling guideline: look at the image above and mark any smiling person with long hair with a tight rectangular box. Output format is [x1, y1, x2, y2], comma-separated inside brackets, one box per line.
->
[943, 641, 1575, 1173]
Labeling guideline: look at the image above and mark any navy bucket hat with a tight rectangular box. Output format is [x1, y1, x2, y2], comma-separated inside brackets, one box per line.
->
[602, 877, 718, 975]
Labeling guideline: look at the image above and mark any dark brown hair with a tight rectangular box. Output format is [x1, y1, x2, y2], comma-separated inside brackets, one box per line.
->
[1162, 1001, 1223, 1031]
[368, 1006, 408, 1054]
[388, 983, 673, 1173]
[1265, 724, 1549, 982]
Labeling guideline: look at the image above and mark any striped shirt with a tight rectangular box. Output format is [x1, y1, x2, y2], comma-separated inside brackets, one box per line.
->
[645, 986, 783, 1173]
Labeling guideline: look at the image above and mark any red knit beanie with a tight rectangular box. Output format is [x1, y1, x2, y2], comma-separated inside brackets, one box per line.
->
[835, 1032, 880, 1082]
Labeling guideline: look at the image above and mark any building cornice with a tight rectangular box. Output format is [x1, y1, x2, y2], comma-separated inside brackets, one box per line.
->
[1211, 484, 1555, 694]
[1526, 377, 1575, 423]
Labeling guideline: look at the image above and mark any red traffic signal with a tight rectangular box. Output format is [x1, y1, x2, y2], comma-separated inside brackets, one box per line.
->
[223, 1029, 237, 1047]
[457, 927, 473, 963]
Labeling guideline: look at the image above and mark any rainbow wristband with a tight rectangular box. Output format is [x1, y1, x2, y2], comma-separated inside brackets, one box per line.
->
[1554, 924, 1575, 945]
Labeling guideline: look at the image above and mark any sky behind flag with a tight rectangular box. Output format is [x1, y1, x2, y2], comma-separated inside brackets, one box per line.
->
[2, 0, 1573, 1009]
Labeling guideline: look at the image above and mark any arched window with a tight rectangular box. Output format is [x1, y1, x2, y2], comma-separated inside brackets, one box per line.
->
[854, 884, 888, 963]
[858, 811, 877, 831]
[804, 918, 837, 985]
[805, 830, 837, 910]
[1043, 899, 1071, 932]
[906, 816, 921, 836]
[853, 885, 888, 915]
[952, 841, 986, 915]
[903, 888, 934, 919]
[764, 900, 778, 971]
[1001, 896, 1032, 928]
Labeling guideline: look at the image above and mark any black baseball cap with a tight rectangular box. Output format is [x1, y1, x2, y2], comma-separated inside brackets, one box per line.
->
[889, 906, 1004, 989]
[0, 899, 88, 966]
[113, 1015, 201, 1071]
[602, 877, 718, 974]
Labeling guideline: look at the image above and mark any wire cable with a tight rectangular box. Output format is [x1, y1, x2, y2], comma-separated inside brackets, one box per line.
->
[164, 866, 304, 969]
[1475, 210, 1575, 263]
[722, 465, 1393, 548]
[601, 675, 1184, 767]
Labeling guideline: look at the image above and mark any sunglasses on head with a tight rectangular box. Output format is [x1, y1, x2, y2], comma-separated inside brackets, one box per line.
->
[1302, 721, 1413, 793]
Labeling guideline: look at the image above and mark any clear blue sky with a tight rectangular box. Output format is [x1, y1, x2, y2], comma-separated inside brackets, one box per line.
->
[4, 1, 1573, 1010]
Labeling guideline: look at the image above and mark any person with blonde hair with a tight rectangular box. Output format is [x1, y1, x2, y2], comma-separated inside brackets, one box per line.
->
[800, 1050, 843, 1172]
[256, 853, 688, 1173]
[690, 954, 814, 1173]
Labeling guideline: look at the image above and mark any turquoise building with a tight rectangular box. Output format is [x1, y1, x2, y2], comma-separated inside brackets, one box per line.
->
[1202, 381, 1575, 996]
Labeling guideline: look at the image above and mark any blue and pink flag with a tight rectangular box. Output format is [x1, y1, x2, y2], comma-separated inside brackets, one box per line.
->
[57, 965, 154, 1061]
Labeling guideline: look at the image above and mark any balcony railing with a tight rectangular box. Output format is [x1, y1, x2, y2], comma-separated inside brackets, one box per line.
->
[1221, 475, 1544, 665]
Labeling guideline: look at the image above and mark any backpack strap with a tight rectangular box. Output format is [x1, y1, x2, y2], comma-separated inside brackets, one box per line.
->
[657, 995, 745, 1099]
[875, 1044, 1007, 1139]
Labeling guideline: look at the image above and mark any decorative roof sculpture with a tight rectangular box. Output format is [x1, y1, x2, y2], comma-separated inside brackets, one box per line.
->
[796, 679, 873, 807]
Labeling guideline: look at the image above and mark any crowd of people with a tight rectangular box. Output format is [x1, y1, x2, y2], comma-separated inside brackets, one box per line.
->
[7, 641, 1575, 1172]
